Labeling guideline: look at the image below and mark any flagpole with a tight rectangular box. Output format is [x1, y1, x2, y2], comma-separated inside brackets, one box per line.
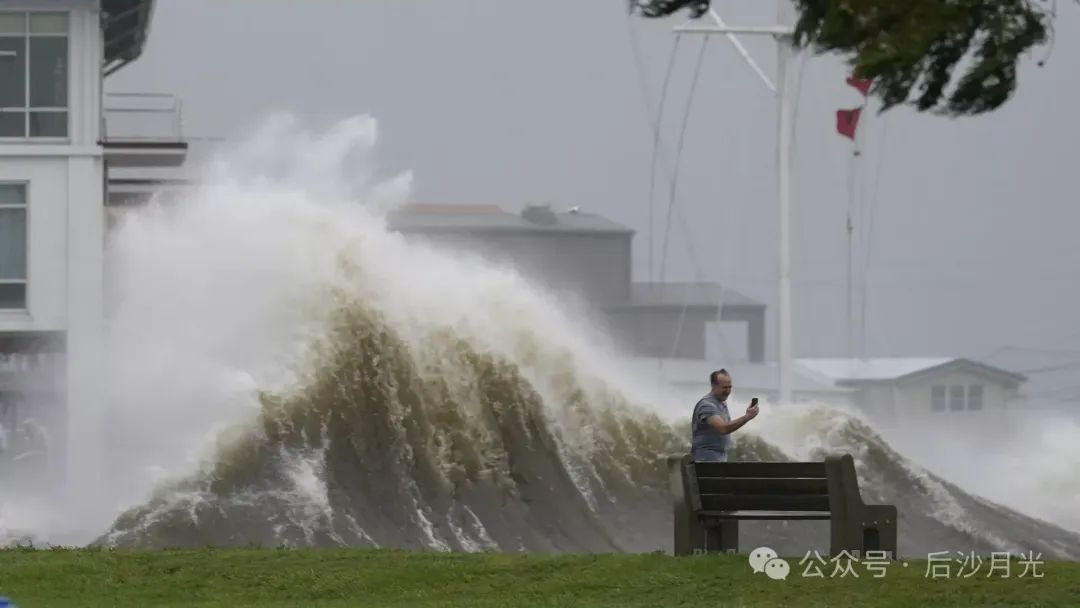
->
[776, 8, 795, 404]
[837, 82, 870, 360]
[852, 112, 865, 361]
[846, 130, 856, 359]
[647, 1, 799, 404]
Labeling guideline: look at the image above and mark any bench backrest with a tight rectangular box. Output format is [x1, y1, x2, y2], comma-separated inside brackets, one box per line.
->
[687, 460, 831, 512]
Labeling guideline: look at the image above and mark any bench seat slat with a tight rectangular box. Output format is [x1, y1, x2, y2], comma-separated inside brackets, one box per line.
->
[699, 509, 832, 521]
[696, 477, 828, 495]
[692, 462, 827, 478]
[700, 493, 831, 512]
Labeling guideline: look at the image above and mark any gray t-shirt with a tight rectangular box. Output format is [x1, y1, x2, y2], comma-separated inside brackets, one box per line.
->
[691, 394, 731, 452]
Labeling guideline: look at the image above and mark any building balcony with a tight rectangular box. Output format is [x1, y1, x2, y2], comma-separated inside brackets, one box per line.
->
[101, 92, 188, 168]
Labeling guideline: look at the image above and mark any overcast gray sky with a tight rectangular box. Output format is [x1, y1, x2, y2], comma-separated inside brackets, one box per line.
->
[108, 0, 1080, 399]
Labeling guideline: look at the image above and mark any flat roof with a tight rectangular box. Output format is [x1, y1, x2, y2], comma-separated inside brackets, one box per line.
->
[387, 203, 633, 235]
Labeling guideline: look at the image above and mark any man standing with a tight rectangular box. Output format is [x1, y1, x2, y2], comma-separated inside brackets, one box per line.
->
[691, 369, 759, 462]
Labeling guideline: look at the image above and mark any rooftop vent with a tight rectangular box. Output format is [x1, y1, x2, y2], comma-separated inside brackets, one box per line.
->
[521, 204, 559, 225]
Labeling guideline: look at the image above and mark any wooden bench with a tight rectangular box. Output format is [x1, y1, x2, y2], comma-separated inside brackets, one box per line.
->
[667, 453, 898, 557]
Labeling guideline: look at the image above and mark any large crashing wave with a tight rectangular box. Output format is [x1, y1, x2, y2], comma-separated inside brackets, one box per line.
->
[64, 115, 1080, 558]
[100, 295, 684, 552]
[97, 301, 1080, 558]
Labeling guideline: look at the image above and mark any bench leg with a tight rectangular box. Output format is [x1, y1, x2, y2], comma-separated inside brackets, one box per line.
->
[671, 456, 698, 556]
[830, 518, 852, 558]
[864, 505, 898, 559]
[830, 506, 898, 559]
[675, 511, 708, 556]
[696, 520, 738, 555]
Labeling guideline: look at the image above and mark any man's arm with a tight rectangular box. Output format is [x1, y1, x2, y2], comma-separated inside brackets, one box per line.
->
[707, 405, 758, 435]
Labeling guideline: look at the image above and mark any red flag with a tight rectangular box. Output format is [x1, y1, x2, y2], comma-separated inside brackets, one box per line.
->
[846, 75, 872, 96]
[836, 107, 862, 140]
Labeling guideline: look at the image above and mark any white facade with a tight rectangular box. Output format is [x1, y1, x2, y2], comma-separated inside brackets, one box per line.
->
[0, 2, 106, 485]
[0, 0, 166, 488]
[896, 368, 1019, 416]
[797, 357, 1026, 428]
[0, 1, 104, 327]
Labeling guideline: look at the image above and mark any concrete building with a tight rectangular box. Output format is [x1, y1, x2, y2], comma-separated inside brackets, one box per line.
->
[0, 0, 182, 482]
[387, 203, 767, 361]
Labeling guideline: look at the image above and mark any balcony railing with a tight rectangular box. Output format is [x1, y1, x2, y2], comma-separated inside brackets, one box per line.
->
[102, 92, 184, 143]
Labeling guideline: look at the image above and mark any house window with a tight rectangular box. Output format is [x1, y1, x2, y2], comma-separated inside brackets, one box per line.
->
[967, 385, 984, 410]
[949, 385, 966, 411]
[0, 184, 27, 309]
[931, 385, 946, 412]
[0, 12, 68, 138]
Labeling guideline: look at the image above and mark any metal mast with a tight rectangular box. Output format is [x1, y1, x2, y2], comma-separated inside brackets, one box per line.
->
[673, 2, 800, 403]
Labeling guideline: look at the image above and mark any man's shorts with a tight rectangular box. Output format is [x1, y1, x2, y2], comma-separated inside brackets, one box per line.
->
[692, 447, 728, 462]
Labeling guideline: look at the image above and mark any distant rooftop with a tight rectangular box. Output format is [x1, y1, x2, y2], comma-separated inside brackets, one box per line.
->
[797, 358, 953, 382]
[387, 203, 633, 235]
[797, 357, 1026, 386]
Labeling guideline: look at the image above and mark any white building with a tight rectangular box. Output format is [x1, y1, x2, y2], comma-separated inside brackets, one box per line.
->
[797, 357, 1026, 425]
[0, 0, 182, 484]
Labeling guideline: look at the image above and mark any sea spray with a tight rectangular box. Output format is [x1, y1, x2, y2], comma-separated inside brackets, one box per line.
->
[3, 114, 1078, 559]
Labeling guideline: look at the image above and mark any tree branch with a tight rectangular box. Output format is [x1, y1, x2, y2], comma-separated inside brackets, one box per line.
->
[791, 0, 1053, 116]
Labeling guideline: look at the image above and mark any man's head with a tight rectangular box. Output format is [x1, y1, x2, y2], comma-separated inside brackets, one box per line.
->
[709, 369, 732, 401]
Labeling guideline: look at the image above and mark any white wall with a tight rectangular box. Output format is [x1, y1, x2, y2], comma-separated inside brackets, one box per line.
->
[854, 384, 898, 426]
[895, 369, 1014, 417]
[853, 371, 1020, 447]
[0, 1, 105, 485]
[854, 371, 1022, 453]
[0, 1, 103, 333]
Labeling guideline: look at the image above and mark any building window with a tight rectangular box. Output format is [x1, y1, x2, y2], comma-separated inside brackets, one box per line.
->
[949, 385, 966, 411]
[931, 385, 946, 412]
[0, 12, 68, 139]
[967, 385, 984, 410]
[0, 184, 27, 309]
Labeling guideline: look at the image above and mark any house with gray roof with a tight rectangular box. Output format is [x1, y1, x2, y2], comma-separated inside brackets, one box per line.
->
[797, 357, 1026, 423]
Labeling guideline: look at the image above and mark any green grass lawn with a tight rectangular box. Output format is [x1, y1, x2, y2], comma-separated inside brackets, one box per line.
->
[0, 548, 1076, 607]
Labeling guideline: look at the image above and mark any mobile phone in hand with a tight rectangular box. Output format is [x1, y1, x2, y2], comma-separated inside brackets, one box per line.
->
[751, 397, 759, 407]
